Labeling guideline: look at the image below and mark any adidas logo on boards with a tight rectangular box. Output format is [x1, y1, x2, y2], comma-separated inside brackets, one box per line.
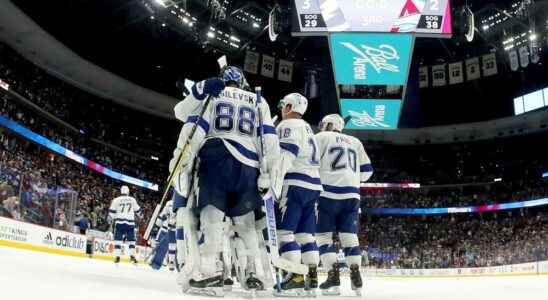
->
[43, 232, 53, 244]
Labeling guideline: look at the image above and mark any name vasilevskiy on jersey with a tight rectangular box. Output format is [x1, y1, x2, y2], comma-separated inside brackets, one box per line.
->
[220, 90, 256, 105]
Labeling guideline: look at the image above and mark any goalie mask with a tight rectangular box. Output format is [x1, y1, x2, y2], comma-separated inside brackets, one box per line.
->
[220, 66, 246, 89]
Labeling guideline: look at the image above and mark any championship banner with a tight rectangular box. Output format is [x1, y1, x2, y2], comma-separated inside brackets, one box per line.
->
[465, 57, 480, 81]
[243, 51, 260, 74]
[509, 49, 519, 71]
[419, 66, 429, 88]
[482, 53, 498, 77]
[340, 99, 401, 130]
[278, 59, 294, 82]
[329, 33, 414, 85]
[432, 64, 446, 87]
[260, 54, 275, 78]
[448, 62, 463, 85]
[519, 46, 530, 68]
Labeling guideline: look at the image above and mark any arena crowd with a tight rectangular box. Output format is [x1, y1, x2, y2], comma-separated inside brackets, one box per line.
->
[1, 42, 547, 267]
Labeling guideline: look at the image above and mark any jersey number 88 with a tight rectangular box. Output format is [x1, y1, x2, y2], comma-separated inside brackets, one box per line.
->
[214, 102, 256, 136]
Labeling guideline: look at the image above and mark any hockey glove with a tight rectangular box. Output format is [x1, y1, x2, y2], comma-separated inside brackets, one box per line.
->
[203, 77, 225, 97]
[169, 147, 195, 174]
[257, 172, 271, 196]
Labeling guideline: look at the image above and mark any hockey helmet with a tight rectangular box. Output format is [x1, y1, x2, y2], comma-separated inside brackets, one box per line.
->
[320, 114, 345, 132]
[279, 93, 308, 116]
[121, 185, 130, 195]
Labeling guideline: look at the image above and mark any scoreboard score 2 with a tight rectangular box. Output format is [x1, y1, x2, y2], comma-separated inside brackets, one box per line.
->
[292, 0, 452, 38]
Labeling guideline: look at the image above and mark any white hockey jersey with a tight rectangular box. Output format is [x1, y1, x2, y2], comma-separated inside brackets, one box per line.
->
[155, 200, 175, 231]
[276, 118, 322, 191]
[315, 131, 373, 200]
[173, 85, 279, 170]
[109, 195, 141, 226]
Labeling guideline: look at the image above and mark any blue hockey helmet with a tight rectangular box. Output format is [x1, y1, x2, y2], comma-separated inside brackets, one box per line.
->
[220, 66, 246, 89]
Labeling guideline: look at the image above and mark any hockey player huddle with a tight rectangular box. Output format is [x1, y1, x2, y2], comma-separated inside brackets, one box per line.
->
[156, 66, 373, 297]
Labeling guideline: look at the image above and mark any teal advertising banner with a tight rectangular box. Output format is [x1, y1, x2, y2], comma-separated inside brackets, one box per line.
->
[340, 99, 401, 130]
[329, 33, 414, 85]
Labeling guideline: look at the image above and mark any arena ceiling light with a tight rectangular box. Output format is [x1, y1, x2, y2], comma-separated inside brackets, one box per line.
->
[154, 0, 167, 7]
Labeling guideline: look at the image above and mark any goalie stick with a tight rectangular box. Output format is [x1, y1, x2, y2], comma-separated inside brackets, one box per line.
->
[144, 94, 213, 241]
[255, 87, 309, 286]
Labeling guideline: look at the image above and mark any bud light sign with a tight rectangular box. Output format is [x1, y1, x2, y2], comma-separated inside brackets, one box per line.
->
[329, 33, 414, 85]
[341, 99, 401, 130]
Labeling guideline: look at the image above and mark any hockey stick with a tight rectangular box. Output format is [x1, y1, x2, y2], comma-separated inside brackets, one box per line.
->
[144, 94, 213, 241]
[255, 87, 308, 282]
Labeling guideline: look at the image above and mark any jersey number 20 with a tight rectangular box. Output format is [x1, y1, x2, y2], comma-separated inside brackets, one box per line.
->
[329, 147, 357, 172]
[214, 102, 256, 136]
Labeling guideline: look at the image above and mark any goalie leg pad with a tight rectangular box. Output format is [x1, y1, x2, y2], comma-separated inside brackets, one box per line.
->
[168, 229, 177, 264]
[233, 211, 265, 277]
[198, 205, 225, 275]
[150, 230, 169, 270]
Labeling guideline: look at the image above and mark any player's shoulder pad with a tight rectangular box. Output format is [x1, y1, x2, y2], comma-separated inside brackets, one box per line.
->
[315, 131, 330, 138]
[348, 134, 364, 147]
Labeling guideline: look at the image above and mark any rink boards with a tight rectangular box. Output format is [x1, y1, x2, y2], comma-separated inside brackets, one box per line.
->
[1, 216, 548, 277]
[0, 216, 151, 263]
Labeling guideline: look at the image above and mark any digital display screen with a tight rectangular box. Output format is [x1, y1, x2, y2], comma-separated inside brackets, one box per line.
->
[329, 33, 414, 85]
[340, 99, 401, 130]
[514, 87, 548, 115]
[523, 90, 545, 112]
[292, 0, 452, 37]
[514, 97, 525, 115]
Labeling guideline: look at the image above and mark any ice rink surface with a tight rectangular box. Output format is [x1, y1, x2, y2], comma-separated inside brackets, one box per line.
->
[2, 246, 547, 300]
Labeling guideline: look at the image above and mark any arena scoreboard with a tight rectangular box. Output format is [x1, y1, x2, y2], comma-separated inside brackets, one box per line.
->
[292, 0, 452, 38]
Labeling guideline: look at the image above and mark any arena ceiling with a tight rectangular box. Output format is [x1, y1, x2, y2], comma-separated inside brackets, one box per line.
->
[6, 0, 548, 126]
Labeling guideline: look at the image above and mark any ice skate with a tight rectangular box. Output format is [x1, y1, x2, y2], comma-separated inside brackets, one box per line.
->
[130, 255, 138, 264]
[244, 273, 264, 290]
[305, 265, 318, 297]
[223, 277, 234, 292]
[114, 256, 121, 264]
[187, 274, 224, 297]
[319, 266, 341, 296]
[272, 273, 306, 297]
[349, 264, 363, 296]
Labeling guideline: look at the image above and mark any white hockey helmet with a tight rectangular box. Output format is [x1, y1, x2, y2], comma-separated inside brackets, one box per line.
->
[279, 93, 308, 115]
[320, 114, 345, 132]
[121, 185, 130, 195]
